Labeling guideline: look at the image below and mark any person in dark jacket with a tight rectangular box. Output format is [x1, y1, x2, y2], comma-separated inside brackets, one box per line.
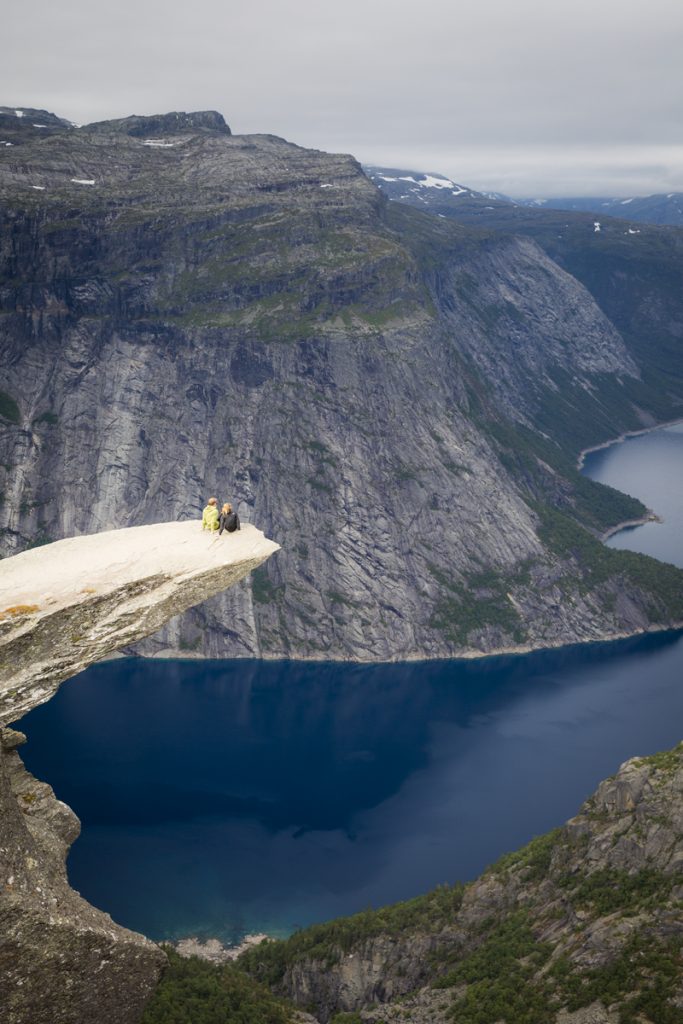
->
[219, 502, 241, 535]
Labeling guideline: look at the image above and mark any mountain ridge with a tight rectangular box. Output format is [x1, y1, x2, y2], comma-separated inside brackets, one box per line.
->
[517, 192, 683, 227]
[364, 164, 683, 228]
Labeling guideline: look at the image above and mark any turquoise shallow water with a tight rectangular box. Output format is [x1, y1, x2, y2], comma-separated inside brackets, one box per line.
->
[17, 423, 683, 945]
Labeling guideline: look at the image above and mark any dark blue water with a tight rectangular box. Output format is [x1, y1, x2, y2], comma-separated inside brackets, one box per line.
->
[17, 423, 683, 945]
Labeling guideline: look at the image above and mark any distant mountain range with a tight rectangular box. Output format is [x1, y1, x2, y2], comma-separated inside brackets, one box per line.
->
[362, 166, 495, 203]
[517, 192, 683, 226]
[364, 165, 511, 217]
[364, 165, 683, 227]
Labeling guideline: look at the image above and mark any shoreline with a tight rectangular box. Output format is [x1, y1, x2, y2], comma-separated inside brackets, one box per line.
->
[599, 512, 661, 541]
[578, 416, 682, 541]
[140, 617, 683, 668]
[576, 415, 683, 470]
[170, 933, 270, 964]
[99, 416, 683, 670]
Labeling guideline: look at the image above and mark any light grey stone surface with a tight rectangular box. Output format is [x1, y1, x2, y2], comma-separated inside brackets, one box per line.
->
[0, 520, 278, 725]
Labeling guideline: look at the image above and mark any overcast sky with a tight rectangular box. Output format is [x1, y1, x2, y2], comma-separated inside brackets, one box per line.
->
[4, 0, 682, 196]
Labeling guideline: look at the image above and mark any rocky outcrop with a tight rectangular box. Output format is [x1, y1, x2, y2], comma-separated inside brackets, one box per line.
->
[0, 520, 279, 724]
[86, 109, 231, 137]
[0, 106, 74, 141]
[0, 522, 277, 1023]
[282, 932, 446, 1020]
[241, 743, 683, 1024]
[0, 726, 164, 1024]
[1, 108, 682, 663]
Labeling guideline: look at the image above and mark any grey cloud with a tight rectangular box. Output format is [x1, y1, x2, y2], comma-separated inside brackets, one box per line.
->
[4, 0, 683, 196]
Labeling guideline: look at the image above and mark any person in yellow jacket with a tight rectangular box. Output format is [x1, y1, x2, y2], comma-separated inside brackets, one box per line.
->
[201, 497, 220, 531]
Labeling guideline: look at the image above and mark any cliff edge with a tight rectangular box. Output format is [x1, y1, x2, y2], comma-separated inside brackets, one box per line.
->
[0, 520, 279, 725]
[0, 521, 278, 1023]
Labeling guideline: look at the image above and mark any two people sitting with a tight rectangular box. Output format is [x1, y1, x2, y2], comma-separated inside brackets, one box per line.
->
[202, 497, 241, 535]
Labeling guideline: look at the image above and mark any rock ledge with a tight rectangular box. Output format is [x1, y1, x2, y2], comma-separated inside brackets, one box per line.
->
[0, 520, 279, 725]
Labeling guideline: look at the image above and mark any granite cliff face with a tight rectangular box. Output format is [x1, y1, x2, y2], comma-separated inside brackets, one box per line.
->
[239, 743, 683, 1024]
[1, 110, 683, 662]
[0, 522, 277, 1023]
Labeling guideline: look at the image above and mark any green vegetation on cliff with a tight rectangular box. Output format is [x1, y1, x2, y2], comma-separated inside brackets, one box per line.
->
[141, 950, 295, 1024]
[433, 913, 683, 1024]
[240, 884, 465, 987]
[559, 867, 676, 917]
[87, 742, 683, 1024]
[427, 562, 527, 645]
[554, 934, 683, 1024]
[235, 744, 683, 1024]
[480, 413, 647, 536]
[0, 390, 20, 424]
[537, 504, 683, 619]
[486, 828, 563, 881]
[434, 911, 553, 1024]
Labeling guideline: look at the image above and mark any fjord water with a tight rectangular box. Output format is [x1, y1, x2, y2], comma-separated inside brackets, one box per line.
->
[583, 421, 683, 562]
[18, 423, 683, 945]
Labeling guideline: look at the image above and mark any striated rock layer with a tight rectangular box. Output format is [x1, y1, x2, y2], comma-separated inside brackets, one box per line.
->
[0, 522, 277, 1023]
